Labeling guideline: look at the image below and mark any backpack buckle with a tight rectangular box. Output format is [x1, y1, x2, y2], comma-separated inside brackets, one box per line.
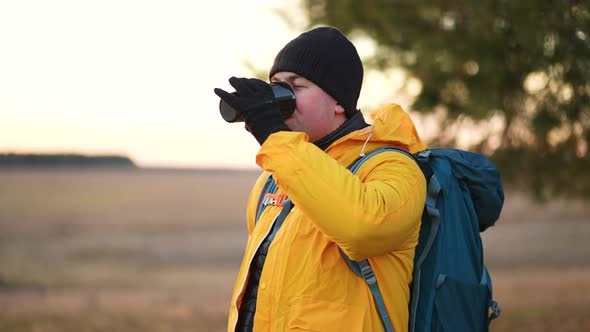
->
[489, 300, 501, 320]
[360, 265, 376, 285]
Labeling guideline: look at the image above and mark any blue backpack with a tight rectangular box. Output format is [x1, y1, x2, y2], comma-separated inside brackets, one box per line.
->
[344, 147, 504, 332]
[254, 147, 504, 332]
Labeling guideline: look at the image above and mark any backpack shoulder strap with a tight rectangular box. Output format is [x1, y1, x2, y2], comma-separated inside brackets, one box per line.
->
[343, 146, 427, 332]
[409, 150, 442, 332]
[339, 248, 395, 332]
[345, 147, 443, 332]
[254, 174, 277, 224]
[349, 146, 416, 173]
[351, 148, 441, 276]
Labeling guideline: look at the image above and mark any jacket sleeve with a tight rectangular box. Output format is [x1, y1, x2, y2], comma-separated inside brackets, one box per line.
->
[256, 131, 426, 261]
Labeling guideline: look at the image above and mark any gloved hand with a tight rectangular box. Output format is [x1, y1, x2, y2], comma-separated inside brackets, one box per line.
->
[214, 77, 290, 145]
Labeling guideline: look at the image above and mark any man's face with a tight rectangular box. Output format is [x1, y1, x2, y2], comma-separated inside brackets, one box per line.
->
[270, 72, 347, 142]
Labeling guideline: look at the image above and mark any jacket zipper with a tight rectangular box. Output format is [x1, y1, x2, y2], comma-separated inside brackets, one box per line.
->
[230, 209, 282, 332]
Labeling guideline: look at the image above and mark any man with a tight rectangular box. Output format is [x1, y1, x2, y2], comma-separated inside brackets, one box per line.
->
[214, 26, 426, 332]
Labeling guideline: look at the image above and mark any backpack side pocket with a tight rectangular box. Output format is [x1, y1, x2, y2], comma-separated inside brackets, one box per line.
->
[432, 274, 491, 332]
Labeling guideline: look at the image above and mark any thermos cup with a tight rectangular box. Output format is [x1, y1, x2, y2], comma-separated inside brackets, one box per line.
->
[219, 82, 296, 123]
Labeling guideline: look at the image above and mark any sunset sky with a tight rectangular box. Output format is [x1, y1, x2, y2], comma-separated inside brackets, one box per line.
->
[0, 0, 420, 169]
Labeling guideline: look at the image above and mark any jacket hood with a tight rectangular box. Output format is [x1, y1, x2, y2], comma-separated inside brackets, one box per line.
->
[347, 103, 426, 153]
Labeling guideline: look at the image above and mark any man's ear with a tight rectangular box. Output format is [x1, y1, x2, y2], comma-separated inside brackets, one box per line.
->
[334, 104, 346, 115]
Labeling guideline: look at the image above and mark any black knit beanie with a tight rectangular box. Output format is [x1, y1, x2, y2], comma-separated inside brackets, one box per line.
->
[269, 27, 363, 117]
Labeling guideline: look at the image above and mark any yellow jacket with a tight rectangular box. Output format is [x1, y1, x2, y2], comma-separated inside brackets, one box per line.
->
[227, 104, 427, 332]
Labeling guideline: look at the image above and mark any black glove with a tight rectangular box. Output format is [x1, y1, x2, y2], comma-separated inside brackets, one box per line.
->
[214, 77, 290, 145]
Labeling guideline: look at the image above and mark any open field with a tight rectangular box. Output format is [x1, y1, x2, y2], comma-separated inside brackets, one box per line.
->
[1, 169, 589, 331]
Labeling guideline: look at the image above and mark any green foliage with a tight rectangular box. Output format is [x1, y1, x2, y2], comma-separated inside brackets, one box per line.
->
[302, 0, 590, 200]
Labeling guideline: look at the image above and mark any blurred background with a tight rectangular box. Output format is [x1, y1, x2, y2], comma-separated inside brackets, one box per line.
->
[1, 1, 589, 331]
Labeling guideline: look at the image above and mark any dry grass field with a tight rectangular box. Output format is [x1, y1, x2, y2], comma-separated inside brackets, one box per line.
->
[1, 169, 589, 332]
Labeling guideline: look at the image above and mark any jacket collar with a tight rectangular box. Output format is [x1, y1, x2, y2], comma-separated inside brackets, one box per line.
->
[313, 111, 369, 150]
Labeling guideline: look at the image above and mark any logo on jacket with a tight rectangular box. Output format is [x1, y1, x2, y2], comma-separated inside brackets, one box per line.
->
[262, 192, 288, 207]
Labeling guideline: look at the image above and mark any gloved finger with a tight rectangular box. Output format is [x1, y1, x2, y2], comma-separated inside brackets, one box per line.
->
[229, 76, 256, 95]
[214, 88, 239, 107]
[246, 78, 271, 90]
